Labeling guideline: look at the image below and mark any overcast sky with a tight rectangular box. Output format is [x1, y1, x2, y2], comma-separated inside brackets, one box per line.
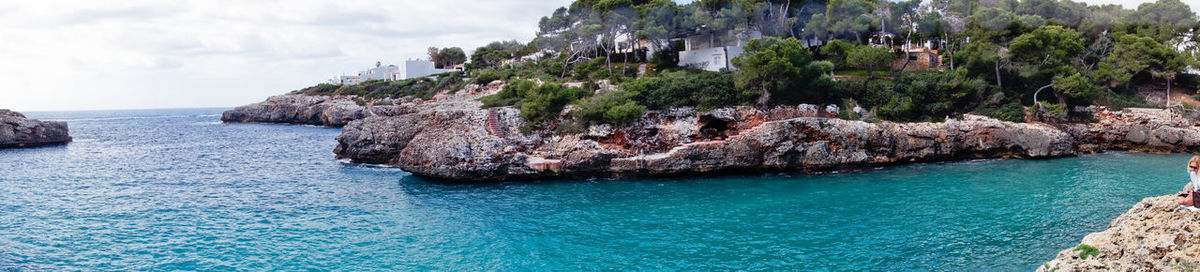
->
[1, 0, 1197, 111]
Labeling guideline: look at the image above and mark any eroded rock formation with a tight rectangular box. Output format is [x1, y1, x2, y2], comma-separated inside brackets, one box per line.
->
[220, 95, 415, 127]
[1039, 195, 1200, 271]
[232, 84, 1200, 182]
[0, 110, 71, 148]
[331, 94, 1086, 181]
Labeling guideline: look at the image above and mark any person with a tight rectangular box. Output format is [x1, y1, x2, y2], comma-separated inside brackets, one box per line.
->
[1191, 156, 1200, 188]
[1180, 156, 1200, 207]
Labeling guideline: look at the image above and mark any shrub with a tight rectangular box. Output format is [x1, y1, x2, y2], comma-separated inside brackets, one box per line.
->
[845, 70, 990, 122]
[474, 68, 513, 85]
[621, 70, 743, 111]
[974, 101, 1026, 122]
[516, 83, 590, 125]
[480, 79, 536, 107]
[574, 90, 645, 125]
[1074, 244, 1101, 260]
[292, 83, 341, 95]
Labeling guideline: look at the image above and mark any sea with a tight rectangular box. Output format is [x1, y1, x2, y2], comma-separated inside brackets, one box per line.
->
[0, 108, 1188, 271]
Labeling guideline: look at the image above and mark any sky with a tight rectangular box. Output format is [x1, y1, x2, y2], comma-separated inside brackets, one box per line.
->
[0, 0, 1198, 111]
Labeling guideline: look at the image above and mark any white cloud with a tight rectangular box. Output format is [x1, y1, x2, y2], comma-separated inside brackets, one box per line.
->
[0, 0, 572, 111]
[1, 0, 1198, 111]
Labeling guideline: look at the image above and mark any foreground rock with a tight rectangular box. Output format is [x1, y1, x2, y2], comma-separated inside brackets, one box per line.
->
[1039, 195, 1200, 271]
[0, 110, 70, 148]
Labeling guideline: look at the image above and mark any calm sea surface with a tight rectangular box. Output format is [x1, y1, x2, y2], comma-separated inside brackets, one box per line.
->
[0, 108, 1188, 271]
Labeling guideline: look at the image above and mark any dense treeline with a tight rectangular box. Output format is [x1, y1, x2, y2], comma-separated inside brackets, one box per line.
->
[305, 0, 1200, 127]
[467, 0, 1200, 126]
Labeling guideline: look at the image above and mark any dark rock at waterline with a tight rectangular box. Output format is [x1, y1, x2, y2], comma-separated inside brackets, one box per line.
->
[0, 109, 71, 148]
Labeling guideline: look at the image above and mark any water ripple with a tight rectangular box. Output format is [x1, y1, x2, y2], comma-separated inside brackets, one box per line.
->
[0, 108, 1188, 270]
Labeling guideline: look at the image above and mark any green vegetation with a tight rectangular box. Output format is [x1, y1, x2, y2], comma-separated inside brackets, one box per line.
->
[622, 70, 744, 111]
[301, 0, 1200, 128]
[1074, 244, 1101, 260]
[732, 37, 835, 109]
[574, 90, 645, 125]
[479, 79, 590, 125]
[846, 45, 894, 78]
[427, 47, 467, 69]
[292, 72, 466, 102]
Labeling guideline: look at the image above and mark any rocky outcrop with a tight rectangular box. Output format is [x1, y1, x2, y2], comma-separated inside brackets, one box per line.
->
[0, 110, 70, 148]
[221, 95, 416, 127]
[333, 92, 1083, 181]
[222, 83, 500, 127]
[1039, 195, 1200, 271]
[1062, 108, 1200, 153]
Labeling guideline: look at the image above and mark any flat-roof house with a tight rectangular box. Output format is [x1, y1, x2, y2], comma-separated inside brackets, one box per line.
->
[360, 61, 399, 81]
[677, 30, 762, 71]
[395, 60, 457, 80]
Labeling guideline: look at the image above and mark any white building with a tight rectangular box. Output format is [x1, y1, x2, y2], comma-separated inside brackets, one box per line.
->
[328, 60, 460, 85]
[677, 30, 762, 71]
[394, 60, 457, 80]
[360, 61, 399, 81]
[329, 75, 362, 85]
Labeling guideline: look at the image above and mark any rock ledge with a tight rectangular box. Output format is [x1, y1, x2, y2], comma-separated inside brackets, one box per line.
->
[1039, 195, 1200, 271]
[0, 109, 71, 148]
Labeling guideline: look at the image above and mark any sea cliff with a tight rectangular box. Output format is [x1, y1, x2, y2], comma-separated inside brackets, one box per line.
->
[227, 84, 1200, 181]
[0, 109, 71, 148]
[220, 95, 413, 127]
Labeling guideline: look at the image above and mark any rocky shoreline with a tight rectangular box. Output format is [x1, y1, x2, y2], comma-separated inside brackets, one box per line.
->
[0, 109, 71, 148]
[1038, 194, 1200, 271]
[224, 85, 1200, 182]
[230, 87, 1200, 269]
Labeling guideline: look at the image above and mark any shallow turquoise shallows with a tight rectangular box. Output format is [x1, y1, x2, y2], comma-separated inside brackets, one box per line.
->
[0, 108, 1188, 271]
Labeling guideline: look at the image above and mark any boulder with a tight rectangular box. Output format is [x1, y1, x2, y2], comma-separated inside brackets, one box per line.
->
[0, 109, 71, 148]
[1039, 195, 1200, 271]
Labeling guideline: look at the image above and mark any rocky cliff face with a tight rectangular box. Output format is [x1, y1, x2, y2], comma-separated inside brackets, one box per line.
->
[1039, 195, 1200, 271]
[236, 84, 1200, 182]
[1062, 108, 1200, 153]
[222, 83, 498, 127]
[220, 95, 416, 127]
[0, 110, 71, 148]
[331, 91, 1087, 181]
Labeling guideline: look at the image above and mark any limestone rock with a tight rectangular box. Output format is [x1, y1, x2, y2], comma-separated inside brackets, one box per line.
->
[1039, 195, 1200, 272]
[0, 109, 71, 148]
[333, 103, 1078, 181]
[221, 94, 413, 127]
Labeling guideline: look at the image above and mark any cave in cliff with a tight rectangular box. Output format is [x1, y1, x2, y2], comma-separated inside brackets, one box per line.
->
[698, 116, 733, 141]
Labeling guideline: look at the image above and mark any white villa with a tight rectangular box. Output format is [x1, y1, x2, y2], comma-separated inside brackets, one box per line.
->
[329, 60, 462, 85]
[677, 30, 762, 71]
[395, 60, 459, 80]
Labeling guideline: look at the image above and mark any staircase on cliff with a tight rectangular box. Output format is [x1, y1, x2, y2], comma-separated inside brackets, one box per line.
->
[487, 108, 507, 139]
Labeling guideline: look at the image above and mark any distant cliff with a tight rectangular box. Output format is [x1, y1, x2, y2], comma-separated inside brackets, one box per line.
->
[0, 110, 70, 148]
[221, 95, 373, 127]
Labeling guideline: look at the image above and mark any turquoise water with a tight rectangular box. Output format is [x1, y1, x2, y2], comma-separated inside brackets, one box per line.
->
[0, 108, 1188, 270]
